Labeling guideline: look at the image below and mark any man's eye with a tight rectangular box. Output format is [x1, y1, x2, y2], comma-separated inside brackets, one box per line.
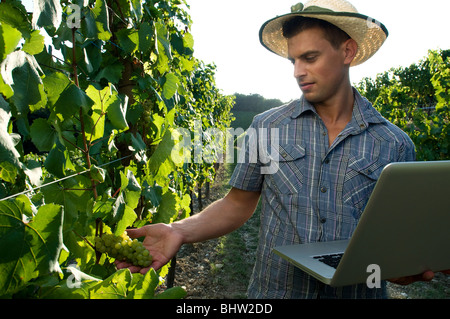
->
[305, 56, 317, 62]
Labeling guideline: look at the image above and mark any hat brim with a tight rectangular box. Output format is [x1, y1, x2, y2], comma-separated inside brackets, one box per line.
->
[260, 11, 389, 66]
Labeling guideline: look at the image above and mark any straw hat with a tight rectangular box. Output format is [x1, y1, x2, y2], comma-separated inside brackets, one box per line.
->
[259, 0, 389, 66]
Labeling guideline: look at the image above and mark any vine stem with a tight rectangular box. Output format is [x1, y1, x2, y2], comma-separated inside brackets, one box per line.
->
[72, 27, 98, 200]
[72, 229, 95, 250]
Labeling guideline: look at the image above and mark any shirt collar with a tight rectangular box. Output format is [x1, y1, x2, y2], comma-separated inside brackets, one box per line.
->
[290, 97, 314, 119]
[291, 88, 386, 127]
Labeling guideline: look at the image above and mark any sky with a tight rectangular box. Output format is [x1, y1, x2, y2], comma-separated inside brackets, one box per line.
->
[21, 0, 450, 102]
[188, 0, 450, 102]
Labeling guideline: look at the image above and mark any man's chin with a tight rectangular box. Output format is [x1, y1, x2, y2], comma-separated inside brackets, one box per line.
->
[301, 91, 320, 104]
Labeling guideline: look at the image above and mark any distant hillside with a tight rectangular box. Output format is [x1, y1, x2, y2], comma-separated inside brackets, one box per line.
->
[230, 93, 285, 129]
[232, 93, 284, 113]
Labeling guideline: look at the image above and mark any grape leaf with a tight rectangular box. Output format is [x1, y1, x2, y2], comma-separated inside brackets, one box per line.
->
[155, 21, 171, 74]
[0, 96, 20, 167]
[155, 286, 187, 299]
[44, 140, 74, 177]
[0, 1, 32, 37]
[116, 28, 139, 54]
[152, 191, 179, 224]
[0, 72, 13, 99]
[30, 118, 57, 152]
[111, 192, 137, 236]
[22, 30, 45, 56]
[94, 61, 124, 85]
[32, 0, 62, 30]
[0, 51, 46, 117]
[138, 22, 152, 53]
[163, 72, 179, 100]
[91, 0, 112, 41]
[89, 268, 132, 299]
[182, 32, 194, 51]
[129, 0, 143, 24]
[0, 202, 64, 296]
[87, 84, 128, 131]
[0, 23, 22, 60]
[148, 129, 177, 177]
[155, 21, 172, 60]
[107, 94, 129, 131]
[127, 269, 159, 299]
[42, 72, 70, 107]
[0, 161, 17, 183]
[23, 159, 43, 187]
[43, 272, 100, 299]
[53, 82, 94, 120]
[41, 174, 91, 220]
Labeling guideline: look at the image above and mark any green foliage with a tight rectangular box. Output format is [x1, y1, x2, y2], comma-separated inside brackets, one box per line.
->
[0, 0, 234, 299]
[356, 49, 450, 161]
[230, 93, 284, 130]
[232, 93, 284, 114]
[0, 201, 63, 295]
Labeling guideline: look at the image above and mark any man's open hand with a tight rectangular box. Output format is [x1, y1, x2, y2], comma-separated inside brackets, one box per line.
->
[115, 223, 184, 274]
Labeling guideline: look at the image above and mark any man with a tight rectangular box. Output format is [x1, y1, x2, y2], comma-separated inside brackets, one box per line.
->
[117, 0, 441, 298]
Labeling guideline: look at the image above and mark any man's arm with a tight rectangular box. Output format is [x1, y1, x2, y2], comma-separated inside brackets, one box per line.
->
[172, 187, 261, 243]
[115, 187, 261, 273]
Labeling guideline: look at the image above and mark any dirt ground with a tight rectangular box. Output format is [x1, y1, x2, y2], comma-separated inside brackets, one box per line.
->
[172, 164, 250, 299]
[173, 239, 243, 299]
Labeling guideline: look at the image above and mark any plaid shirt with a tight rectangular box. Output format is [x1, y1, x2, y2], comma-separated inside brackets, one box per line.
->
[229, 89, 416, 299]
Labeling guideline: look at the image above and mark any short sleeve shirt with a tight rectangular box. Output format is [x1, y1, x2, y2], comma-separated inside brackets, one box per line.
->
[229, 89, 416, 299]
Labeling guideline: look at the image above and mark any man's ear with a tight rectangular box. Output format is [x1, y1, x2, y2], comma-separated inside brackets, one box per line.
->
[343, 39, 358, 65]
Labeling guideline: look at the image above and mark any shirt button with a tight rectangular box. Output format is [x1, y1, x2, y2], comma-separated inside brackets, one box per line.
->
[324, 158, 330, 164]
[320, 187, 327, 193]
[320, 218, 327, 224]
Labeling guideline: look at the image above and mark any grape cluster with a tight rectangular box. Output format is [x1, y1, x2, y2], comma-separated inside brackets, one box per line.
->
[95, 232, 152, 268]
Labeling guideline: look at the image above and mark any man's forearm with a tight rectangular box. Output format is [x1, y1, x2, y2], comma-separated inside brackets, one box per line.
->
[171, 188, 260, 244]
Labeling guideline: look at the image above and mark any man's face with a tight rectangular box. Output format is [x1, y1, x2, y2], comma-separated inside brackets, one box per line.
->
[287, 27, 351, 104]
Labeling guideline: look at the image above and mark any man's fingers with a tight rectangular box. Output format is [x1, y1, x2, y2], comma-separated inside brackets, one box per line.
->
[126, 227, 148, 239]
[115, 260, 131, 269]
[115, 260, 143, 273]
[139, 267, 152, 275]
[422, 270, 435, 281]
[389, 271, 435, 286]
[149, 260, 166, 272]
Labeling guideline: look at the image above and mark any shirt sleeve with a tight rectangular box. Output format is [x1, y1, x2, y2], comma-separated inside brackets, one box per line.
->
[397, 131, 417, 162]
[228, 119, 264, 192]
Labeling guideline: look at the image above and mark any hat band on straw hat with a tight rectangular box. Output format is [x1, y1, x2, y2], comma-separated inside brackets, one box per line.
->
[259, 0, 389, 66]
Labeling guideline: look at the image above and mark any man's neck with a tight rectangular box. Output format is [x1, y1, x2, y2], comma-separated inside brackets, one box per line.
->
[312, 83, 355, 147]
[313, 83, 354, 125]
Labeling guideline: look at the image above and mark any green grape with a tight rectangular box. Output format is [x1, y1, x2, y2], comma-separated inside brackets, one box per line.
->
[95, 231, 153, 268]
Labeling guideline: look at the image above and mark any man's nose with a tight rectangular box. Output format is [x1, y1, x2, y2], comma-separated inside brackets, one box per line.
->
[293, 61, 307, 79]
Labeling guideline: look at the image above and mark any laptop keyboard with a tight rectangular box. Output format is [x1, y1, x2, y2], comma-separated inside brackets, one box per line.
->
[313, 253, 344, 269]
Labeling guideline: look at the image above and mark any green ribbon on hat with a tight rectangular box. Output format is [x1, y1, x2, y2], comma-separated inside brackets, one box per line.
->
[291, 2, 335, 13]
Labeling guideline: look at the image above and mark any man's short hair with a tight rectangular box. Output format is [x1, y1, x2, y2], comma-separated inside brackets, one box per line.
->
[282, 16, 351, 49]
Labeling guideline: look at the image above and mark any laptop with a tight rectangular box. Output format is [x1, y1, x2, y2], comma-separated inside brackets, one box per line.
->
[273, 161, 450, 287]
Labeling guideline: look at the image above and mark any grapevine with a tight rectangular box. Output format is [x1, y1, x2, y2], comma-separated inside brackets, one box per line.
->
[356, 49, 450, 161]
[0, 0, 234, 299]
[95, 232, 152, 268]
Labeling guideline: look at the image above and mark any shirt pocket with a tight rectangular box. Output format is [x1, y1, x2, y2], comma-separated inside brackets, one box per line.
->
[263, 144, 306, 194]
[343, 156, 388, 219]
